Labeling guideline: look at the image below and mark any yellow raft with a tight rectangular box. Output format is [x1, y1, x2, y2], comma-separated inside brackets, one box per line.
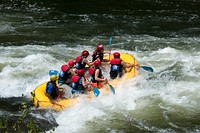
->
[30, 53, 139, 111]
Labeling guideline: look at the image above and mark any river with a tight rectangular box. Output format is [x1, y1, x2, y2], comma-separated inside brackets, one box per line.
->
[0, 0, 200, 132]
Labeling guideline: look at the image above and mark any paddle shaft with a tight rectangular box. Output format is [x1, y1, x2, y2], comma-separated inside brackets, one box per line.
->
[108, 37, 112, 61]
[125, 62, 153, 72]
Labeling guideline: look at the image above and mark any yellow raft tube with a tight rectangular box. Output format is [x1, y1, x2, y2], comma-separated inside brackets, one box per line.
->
[30, 53, 139, 111]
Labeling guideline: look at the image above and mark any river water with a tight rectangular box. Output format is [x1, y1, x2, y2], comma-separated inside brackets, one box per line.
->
[0, 0, 200, 132]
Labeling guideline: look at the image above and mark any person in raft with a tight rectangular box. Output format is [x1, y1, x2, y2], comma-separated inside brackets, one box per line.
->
[75, 50, 93, 70]
[89, 60, 108, 88]
[92, 44, 111, 64]
[71, 69, 93, 94]
[46, 75, 64, 101]
[109, 52, 134, 79]
[58, 60, 76, 86]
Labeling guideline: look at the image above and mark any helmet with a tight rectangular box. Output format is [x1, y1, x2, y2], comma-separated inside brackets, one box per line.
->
[61, 64, 68, 72]
[96, 44, 104, 51]
[93, 60, 101, 67]
[77, 69, 85, 76]
[113, 52, 120, 58]
[82, 50, 89, 57]
[68, 60, 75, 67]
[50, 75, 58, 82]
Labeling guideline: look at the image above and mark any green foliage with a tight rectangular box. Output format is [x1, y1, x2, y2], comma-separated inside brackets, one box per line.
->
[26, 120, 39, 133]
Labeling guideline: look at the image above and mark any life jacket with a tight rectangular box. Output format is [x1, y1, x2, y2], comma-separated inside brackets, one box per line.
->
[110, 58, 123, 72]
[75, 56, 86, 69]
[46, 81, 58, 99]
[58, 65, 71, 84]
[89, 67, 103, 83]
[89, 67, 95, 75]
[92, 51, 104, 62]
[71, 75, 84, 93]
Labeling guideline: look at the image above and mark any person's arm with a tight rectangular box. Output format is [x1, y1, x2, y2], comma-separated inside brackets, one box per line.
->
[95, 69, 106, 82]
[45, 92, 53, 101]
[46, 92, 57, 103]
[57, 85, 64, 92]
[68, 68, 76, 75]
[103, 50, 111, 55]
[82, 77, 94, 93]
[51, 83, 64, 99]
[84, 58, 93, 67]
[121, 61, 134, 68]
[82, 77, 88, 88]
[56, 85, 65, 99]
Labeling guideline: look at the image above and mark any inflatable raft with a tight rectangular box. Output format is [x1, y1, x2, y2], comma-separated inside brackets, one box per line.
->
[30, 53, 139, 111]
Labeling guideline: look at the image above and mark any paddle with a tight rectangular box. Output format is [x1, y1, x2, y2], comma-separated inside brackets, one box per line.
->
[103, 76, 115, 95]
[125, 62, 154, 73]
[139, 66, 154, 72]
[85, 75, 100, 97]
[132, 64, 153, 72]
[108, 37, 112, 61]
[93, 88, 100, 97]
[108, 37, 112, 46]
[107, 83, 115, 94]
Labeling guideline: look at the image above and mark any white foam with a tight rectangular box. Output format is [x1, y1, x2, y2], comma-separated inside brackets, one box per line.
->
[0, 43, 200, 132]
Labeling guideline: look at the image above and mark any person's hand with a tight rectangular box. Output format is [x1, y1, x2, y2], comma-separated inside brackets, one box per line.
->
[50, 100, 56, 104]
[103, 78, 108, 84]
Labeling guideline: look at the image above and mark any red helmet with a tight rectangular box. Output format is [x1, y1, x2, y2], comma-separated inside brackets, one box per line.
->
[77, 69, 85, 76]
[61, 64, 68, 72]
[93, 60, 101, 67]
[113, 52, 120, 58]
[96, 44, 104, 51]
[82, 50, 89, 57]
[68, 60, 75, 67]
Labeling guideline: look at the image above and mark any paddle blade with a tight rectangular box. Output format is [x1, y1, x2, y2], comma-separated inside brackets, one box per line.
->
[108, 37, 112, 60]
[108, 83, 115, 95]
[49, 70, 59, 76]
[93, 88, 100, 97]
[108, 37, 112, 45]
[140, 66, 154, 72]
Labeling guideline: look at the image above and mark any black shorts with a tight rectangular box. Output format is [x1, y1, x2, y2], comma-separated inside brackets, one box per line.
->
[110, 71, 122, 79]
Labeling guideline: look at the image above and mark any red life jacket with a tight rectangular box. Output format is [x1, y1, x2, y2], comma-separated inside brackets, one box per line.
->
[75, 56, 86, 69]
[89, 67, 95, 75]
[110, 58, 121, 65]
[110, 58, 123, 73]
[76, 56, 82, 63]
